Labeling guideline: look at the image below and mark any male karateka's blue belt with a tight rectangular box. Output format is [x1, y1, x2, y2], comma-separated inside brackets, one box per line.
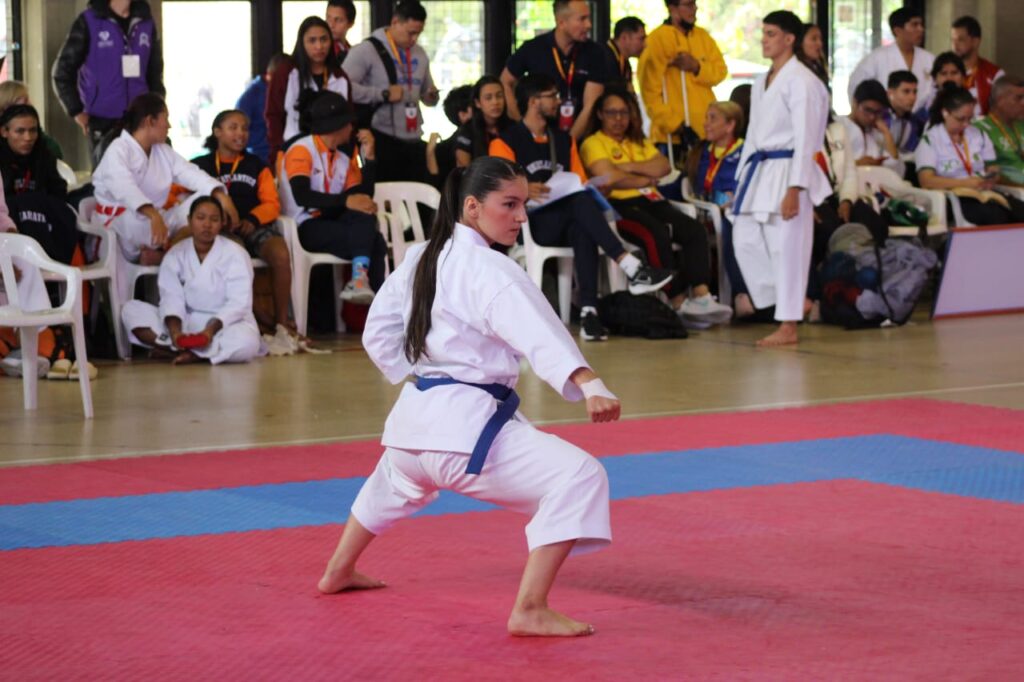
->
[733, 149, 795, 212]
[414, 376, 520, 475]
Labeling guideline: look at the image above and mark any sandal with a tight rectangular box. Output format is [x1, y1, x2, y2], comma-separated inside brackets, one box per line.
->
[68, 361, 98, 381]
[46, 358, 73, 380]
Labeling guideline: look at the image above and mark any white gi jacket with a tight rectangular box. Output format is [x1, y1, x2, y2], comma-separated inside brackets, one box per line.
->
[733, 57, 831, 222]
[158, 236, 258, 338]
[840, 116, 905, 178]
[93, 131, 224, 213]
[848, 44, 935, 112]
[363, 223, 591, 455]
[824, 121, 858, 205]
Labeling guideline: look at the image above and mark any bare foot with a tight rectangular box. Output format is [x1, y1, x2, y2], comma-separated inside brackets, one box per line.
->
[317, 569, 386, 594]
[148, 347, 177, 361]
[803, 297, 814, 317]
[733, 293, 755, 318]
[507, 606, 595, 637]
[172, 351, 203, 365]
[756, 322, 799, 347]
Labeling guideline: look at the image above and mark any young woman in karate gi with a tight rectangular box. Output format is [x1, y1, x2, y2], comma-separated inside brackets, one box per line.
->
[92, 94, 239, 273]
[121, 196, 263, 365]
[729, 11, 830, 346]
[318, 157, 620, 638]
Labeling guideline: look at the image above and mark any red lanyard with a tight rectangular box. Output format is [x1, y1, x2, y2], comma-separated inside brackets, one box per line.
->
[703, 140, 741, 194]
[214, 153, 242, 189]
[552, 46, 576, 93]
[951, 133, 973, 176]
[18, 169, 31, 193]
[386, 30, 414, 94]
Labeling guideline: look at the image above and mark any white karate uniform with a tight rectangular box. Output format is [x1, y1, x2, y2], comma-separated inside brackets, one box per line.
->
[121, 236, 264, 364]
[823, 121, 858, 204]
[848, 43, 935, 112]
[840, 116, 905, 177]
[93, 131, 224, 263]
[352, 223, 611, 556]
[730, 57, 830, 322]
[283, 70, 351, 142]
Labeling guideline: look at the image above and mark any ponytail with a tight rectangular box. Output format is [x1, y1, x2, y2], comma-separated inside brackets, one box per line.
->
[205, 109, 249, 152]
[403, 157, 526, 364]
[110, 92, 168, 140]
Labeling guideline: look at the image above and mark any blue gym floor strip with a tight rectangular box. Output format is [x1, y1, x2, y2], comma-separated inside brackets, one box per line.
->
[2, 434, 1023, 551]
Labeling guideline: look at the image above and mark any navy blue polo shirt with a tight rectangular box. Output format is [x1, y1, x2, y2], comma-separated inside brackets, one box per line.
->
[506, 31, 608, 119]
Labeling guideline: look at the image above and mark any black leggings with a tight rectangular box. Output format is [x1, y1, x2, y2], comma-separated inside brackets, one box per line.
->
[298, 211, 387, 290]
[612, 197, 710, 297]
[528, 192, 626, 307]
[955, 195, 1024, 226]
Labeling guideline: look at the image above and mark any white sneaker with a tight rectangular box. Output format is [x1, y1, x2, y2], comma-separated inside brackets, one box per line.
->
[1, 350, 50, 378]
[679, 295, 733, 325]
[340, 273, 375, 304]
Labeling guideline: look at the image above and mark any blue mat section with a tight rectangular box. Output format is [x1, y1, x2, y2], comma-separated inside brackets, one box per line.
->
[2, 434, 1023, 551]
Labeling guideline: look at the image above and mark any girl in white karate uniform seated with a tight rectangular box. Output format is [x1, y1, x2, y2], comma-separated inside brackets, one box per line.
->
[121, 196, 264, 365]
[92, 94, 240, 271]
[318, 157, 621, 638]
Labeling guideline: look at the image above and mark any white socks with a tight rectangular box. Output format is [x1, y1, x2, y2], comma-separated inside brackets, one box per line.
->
[618, 253, 642, 278]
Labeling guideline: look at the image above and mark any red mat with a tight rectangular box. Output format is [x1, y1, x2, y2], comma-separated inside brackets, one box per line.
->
[3, 481, 1023, 680]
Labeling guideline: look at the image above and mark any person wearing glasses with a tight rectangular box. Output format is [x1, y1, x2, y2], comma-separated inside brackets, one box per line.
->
[841, 80, 905, 177]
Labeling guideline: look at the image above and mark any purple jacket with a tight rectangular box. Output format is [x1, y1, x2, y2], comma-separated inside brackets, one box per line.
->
[52, 1, 164, 120]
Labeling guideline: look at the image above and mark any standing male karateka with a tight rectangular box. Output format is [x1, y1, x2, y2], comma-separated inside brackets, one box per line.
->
[729, 11, 829, 347]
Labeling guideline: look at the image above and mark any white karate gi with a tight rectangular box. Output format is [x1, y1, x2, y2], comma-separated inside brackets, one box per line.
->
[848, 43, 935, 112]
[121, 236, 264, 364]
[352, 223, 611, 556]
[730, 57, 830, 322]
[283, 70, 351, 142]
[840, 116, 905, 177]
[93, 131, 224, 264]
[823, 121, 858, 205]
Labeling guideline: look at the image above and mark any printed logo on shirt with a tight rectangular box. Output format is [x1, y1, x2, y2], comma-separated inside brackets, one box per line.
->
[138, 33, 150, 48]
[524, 160, 562, 176]
[97, 30, 115, 48]
[220, 173, 257, 188]
[18, 210, 49, 228]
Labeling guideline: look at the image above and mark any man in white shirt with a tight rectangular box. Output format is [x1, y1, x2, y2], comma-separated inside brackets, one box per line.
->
[848, 8, 934, 112]
[842, 80, 904, 177]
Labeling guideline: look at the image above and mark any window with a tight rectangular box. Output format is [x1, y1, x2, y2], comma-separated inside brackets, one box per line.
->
[831, 0, 905, 114]
[515, 1, 597, 49]
[282, 1, 371, 52]
[162, 2, 252, 160]
[417, 1, 484, 140]
[0, 0, 10, 81]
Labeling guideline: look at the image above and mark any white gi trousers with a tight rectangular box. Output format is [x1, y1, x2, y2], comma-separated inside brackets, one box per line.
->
[120, 300, 262, 365]
[732, 191, 813, 322]
[352, 419, 612, 556]
[108, 193, 205, 263]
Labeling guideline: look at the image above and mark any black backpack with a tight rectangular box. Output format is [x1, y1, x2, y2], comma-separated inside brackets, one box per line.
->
[353, 37, 398, 130]
[597, 292, 688, 339]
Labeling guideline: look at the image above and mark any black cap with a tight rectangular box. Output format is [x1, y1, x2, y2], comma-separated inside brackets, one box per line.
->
[309, 92, 355, 134]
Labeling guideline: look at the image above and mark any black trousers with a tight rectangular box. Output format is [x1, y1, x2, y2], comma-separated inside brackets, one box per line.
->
[87, 115, 119, 169]
[298, 211, 387, 290]
[528, 192, 626, 308]
[373, 130, 428, 184]
[612, 197, 710, 297]
[956, 195, 1024, 226]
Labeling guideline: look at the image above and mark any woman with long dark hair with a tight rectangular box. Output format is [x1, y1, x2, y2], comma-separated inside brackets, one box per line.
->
[317, 156, 619, 638]
[265, 16, 351, 160]
[454, 75, 512, 167]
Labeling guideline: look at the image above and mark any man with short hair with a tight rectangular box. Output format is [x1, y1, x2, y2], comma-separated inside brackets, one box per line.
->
[951, 15, 1004, 116]
[638, 0, 727, 148]
[843, 80, 903, 176]
[849, 8, 934, 112]
[501, 0, 608, 139]
[974, 75, 1024, 185]
[327, 0, 357, 57]
[884, 70, 922, 154]
[343, 1, 439, 182]
[602, 17, 646, 92]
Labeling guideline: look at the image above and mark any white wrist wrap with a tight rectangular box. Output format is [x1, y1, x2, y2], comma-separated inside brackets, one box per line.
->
[580, 378, 617, 401]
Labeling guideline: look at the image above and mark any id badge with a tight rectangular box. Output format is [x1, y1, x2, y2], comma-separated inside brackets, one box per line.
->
[122, 54, 141, 78]
[558, 101, 575, 132]
[404, 105, 418, 132]
[638, 186, 664, 202]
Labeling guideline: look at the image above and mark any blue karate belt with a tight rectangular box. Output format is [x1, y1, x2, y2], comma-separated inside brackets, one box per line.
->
[414, 376, 520, 475]
[733, 149, 795, 213]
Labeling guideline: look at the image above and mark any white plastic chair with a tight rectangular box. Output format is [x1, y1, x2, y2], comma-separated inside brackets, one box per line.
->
[374, 182, 441, 267]
[520, 217, 574, 324]
[678, 180, 730, 305]
[855, 166, 949, 236]
[996, 184, 1024, 202]
[56, 159, 83, 192]
[945, 192, 976, 228]
[0, 233, 93, 418]
[277, 215, 348, 337]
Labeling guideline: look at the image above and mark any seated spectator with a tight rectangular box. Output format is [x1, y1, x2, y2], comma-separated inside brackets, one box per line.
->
[602, 17, 646, 91]
[192, 110, 298, 340]
[580, 87, 730, 324]
[951, 16, 1004, 116]
[235, 53, 287, 164]
[266, 16, 351, 161]
[690, 101, 750, 315]
[121, 196, 264, 365]
[92, 94, 238, 283]
[454, 75, 512, 168]
[914, 52, 967, 129]
[278, 92, 386, 303]
[884, 71, 923, 155]
[426, 85, 472, 189]
[916, 86, 1024, 225]
[0, 81, 64, 160]
[843, 80, 904, 176]
[489, 74, 674, 342]
[0, 105, 78, 265]
[974, 75, 1024, 185]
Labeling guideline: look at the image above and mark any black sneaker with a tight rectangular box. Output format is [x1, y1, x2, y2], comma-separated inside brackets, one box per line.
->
[579, 311, 609, 341]
[627, 265, 674, 295]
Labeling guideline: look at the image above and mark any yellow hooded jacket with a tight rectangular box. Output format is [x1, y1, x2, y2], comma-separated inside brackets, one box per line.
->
[638, 22, 727, 143]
